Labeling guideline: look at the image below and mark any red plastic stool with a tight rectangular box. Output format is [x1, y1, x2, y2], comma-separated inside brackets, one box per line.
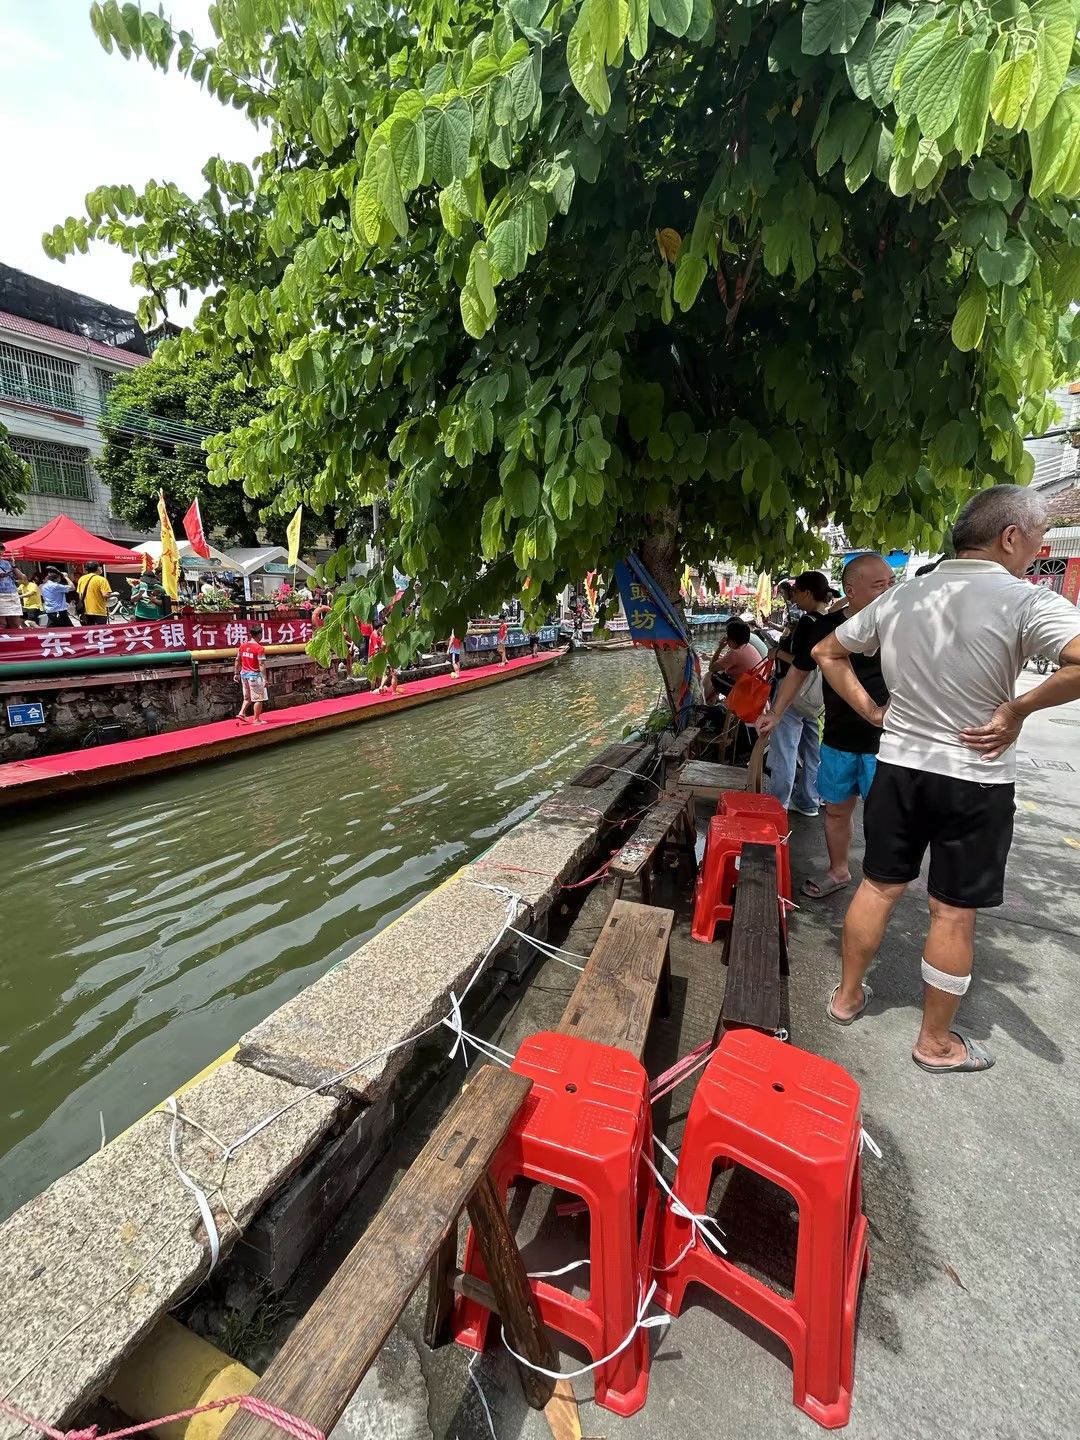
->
[653, 1030, 869, 1429]
[452, 1031, 659, 1416]
[720, 790, 789, 832]
[691, 813, 792, 942]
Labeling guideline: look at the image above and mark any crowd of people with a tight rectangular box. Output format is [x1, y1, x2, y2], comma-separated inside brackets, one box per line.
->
[704, 484, 1080, 1074]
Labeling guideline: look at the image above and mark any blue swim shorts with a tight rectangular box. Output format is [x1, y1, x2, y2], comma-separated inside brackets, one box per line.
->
[818, 744, 877, 804]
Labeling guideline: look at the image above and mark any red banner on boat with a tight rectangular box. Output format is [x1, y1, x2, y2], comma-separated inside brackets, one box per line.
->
[183, 498, 211, 559]
[0, 615, 315, 664]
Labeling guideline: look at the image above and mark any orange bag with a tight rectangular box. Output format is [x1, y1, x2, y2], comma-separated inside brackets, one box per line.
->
[726, 657, 773, 724]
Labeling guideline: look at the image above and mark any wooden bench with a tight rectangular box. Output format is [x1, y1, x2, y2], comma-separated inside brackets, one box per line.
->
[674, 759, 749, 804]
[558, 898, 675, 1060]
[608, 793, 695, 905]
[719, 842, 786, 1036]
[569, 739, 651, 789]
[220, 1064, 582, 1440]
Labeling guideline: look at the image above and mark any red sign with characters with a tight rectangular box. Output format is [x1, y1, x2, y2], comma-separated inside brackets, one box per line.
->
[0, 615, 313, 665]
[1063, 557, 1080, 606]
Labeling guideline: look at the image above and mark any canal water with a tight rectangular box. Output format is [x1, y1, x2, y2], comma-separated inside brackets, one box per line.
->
[0, 650, 659, 1217]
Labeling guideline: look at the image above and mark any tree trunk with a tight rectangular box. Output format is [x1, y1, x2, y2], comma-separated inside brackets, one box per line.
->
[639, 502, 703, 721]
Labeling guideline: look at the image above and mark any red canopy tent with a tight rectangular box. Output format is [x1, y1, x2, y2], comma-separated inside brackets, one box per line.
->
[5, 515, 144, 567]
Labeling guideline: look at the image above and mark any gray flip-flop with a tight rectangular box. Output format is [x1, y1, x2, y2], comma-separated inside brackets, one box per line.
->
[913, 1031, 995, 1074]
[827, 983, 872, 1025]
[802, 875, 850, 900]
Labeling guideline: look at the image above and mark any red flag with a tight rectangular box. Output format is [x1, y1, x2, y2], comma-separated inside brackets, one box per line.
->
[183, 498, 211, 559]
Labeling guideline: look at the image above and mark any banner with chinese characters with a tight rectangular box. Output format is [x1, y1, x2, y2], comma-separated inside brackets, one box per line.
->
[1063, 557, 1080, 606]
[613, 557, 690, 649]
[0, 615, 314, 664]
[465, 626, 558, 652]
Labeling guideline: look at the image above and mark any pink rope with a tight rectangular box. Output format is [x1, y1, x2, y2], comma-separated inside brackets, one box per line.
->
[0, 1394, 325, 1440]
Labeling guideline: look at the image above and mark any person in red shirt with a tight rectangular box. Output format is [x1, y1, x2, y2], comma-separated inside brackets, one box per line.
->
[497, 618, 509, 666]
[234, 625, 268, 724]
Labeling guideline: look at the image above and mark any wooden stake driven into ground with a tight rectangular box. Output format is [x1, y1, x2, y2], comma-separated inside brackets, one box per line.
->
[219, 1065, 575, 1440]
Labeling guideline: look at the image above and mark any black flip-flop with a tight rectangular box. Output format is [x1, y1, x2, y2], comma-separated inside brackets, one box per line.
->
[913, 1032, 995, 1074]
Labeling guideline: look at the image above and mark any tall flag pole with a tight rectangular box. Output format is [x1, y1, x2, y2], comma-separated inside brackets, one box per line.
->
[183, 498, 211, 559]
[158, 490, 180, 601]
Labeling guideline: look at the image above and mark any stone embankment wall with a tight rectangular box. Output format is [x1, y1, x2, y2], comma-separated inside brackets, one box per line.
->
[0, 749, 655, 1440]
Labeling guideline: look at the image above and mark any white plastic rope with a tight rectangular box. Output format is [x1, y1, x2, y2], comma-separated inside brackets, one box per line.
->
[860, 1127, 883, 1159]
[647, 1138, 727, 1270]
[466, 1354, 499, 1440]
[500, 1279, 670, 1380]
[506, 925, 588, 971]
[526, 1258, 591, 1280]
[164, 1097, 222, 1274]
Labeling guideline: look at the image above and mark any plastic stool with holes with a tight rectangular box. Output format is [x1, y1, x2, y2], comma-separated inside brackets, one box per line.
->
[691, 812, 792, 943]
[653, 1029, 869, 1429]
[452, 1031, 660, 1416]
[719, 790, 789, 832]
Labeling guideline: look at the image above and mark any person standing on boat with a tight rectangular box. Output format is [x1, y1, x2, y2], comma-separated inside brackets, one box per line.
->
[0, 543, 23, 630]
[41, 567, 76, 627]
[447, 629, 463, 676]
[235, 625, 269, 725]
[497, 617, 509, 666]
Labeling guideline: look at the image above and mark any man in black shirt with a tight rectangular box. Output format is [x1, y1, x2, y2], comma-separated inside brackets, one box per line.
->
[798, 554, 893, 899]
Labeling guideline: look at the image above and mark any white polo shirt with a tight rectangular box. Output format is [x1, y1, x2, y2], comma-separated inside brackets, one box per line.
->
[836, 559, 1080, 783]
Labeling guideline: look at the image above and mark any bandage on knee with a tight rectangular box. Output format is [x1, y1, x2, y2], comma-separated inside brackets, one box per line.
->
[921, 958, 971, 996]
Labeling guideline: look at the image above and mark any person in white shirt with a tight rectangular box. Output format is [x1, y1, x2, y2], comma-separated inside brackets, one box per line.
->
[813, 485, 1080, 1074]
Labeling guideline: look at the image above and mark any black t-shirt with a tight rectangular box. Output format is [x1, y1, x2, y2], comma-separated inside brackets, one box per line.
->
[793, 609, 889, 754]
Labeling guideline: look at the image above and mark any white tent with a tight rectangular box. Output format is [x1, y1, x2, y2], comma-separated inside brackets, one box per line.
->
[133, 537, 236, 570]
[224, 546, 315, 578]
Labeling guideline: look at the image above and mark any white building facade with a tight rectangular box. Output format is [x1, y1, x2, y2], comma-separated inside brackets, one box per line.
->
[0, 308, 148, 544]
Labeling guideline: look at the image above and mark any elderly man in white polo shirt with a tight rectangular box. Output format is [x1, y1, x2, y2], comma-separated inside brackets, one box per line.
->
[813, 485, 1080, 1074]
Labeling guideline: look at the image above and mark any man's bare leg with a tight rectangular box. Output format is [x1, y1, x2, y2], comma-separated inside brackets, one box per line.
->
[823, 797, 858, 884]
[831, 877, 908, 1019]
[913, 899, 977, 1067]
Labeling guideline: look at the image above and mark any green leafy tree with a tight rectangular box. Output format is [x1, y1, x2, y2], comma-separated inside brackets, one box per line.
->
[0, 422, 31, 516]
[98, 351, 269, 542]
[47, 0, 1080, 692]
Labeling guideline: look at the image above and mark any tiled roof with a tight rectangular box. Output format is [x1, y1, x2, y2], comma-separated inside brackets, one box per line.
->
[0, 310, 149, 366]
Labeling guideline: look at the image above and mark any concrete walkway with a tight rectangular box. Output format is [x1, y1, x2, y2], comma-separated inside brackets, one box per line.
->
[313, 682, 1079, 1440]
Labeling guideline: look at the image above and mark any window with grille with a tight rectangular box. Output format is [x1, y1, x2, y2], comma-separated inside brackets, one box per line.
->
[0, 342, 79, 413]
[9, 437, 94, 502]
[96, 368, 119, 406]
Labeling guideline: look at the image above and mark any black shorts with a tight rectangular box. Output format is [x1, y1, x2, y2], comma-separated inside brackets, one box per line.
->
[862, 761, 1015, 909]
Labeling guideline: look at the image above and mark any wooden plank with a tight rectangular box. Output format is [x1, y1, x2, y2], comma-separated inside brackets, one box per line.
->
[423, 1225, 458, 1348]
[720, 843, 782, 1035]
[558, 899, 674, 1060]
[467, 1174, 558, 1410]
[569, 740, 645, 789]
[674, 759, 748, 801]
[608, 794, 692, 881]
[220, 1066, 532, 1440]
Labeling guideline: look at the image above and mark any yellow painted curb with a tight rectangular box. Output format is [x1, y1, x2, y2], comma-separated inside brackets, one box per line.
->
[105, 1317, 257, 1440]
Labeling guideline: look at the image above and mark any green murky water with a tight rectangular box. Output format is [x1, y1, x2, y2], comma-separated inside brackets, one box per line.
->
[0, 650, 659, 1216]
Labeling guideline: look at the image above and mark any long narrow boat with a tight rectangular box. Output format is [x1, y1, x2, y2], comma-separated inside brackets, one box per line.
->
[0, 646, 568, 810]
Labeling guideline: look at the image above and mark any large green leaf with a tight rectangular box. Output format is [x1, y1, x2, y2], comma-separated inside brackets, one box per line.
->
[489, 200, 530, 279]
[567, 16, 611, 113]
[845, 20, 877, 99]
[955, 49, 999, 161]
[651, 0, 693, 39]
[893, 22, 947, 121]
[867, 19, 910, 107]
[673, 254, 707, 310]
[915, 37, 973, 139]
[990, 50, 1037, 130]
[373, 144, 408, 236]
[977, 235, 1035, 286]
[426, 98, 473, 188]
[390, 116, 423, 192]
[1026, 0, 1079, 132]
[350, 178, 381, 246]
[951, 282, 988, 351]
[802, 0, 873, 56]
[628, 0, 650, 57]
[585, 0, 627, 61]
[508, 51, 541, 120]
[504, 465, 540, 517]
[1029, 88, 1080, 196]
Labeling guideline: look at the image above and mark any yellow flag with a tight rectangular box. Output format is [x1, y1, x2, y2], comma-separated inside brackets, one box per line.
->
[157, 490, 180, 600]
[755, 570, 772, 620]
[286, 504, 303, 567]
[681, 563, 693, 598]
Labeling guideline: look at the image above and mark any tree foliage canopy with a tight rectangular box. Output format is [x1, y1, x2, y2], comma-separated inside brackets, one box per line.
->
[0, 421, 32, 517]
[49, 0, 1080, 657]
